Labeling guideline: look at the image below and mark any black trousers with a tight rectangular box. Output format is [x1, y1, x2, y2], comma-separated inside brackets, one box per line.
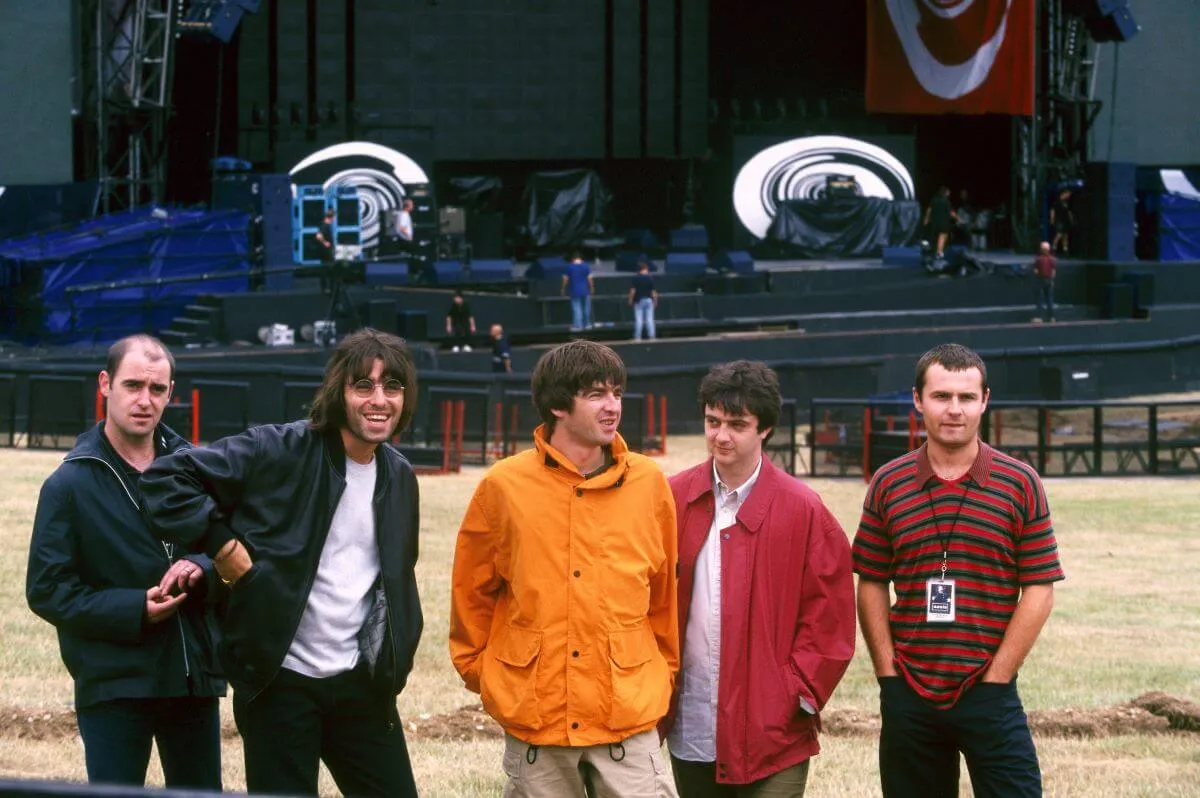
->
[75, 696, 221, 789]
[878, 676, 1042, 798]
[233, 665, 417, 798]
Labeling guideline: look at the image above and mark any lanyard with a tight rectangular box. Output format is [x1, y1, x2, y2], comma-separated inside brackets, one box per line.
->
[925, 484, 969, 579]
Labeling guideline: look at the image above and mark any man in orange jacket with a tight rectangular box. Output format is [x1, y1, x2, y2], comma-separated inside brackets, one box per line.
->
[450, 339, 680, 797]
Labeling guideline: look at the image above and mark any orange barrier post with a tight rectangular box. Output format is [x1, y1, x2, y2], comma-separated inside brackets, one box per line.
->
[453, 400, 466, 472]
[492, 402, 504, 460]
[191, 388, 201, 445]
[95, 387, 105, 422]
[659, 395, 668, 455]
[646, 393, 656, 443]
[441, 400, 453, 474]
[907, 410, 918, 450]
[509, 404, 522, 457]
[862, 407, 872, 483]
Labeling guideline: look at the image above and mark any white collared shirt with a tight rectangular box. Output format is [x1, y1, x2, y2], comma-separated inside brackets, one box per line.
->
[667, 458, 762, 762]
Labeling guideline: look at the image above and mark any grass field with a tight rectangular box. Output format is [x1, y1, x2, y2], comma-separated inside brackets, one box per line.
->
[1, 437, 1198, 796]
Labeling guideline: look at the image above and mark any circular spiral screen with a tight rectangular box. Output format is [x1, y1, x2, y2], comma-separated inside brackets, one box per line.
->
[289, 142, 430, 251]
[733, 135, 915, 240]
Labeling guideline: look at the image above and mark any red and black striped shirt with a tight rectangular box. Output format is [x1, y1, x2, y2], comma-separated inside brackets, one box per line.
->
[852, 442, 1064, 709]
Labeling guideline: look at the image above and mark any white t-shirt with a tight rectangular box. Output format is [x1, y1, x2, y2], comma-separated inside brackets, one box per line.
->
[282, 457, 381, 678]
[396, 210, 413, 241]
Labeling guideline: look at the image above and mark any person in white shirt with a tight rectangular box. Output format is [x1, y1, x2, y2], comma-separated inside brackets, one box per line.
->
[396, 198, 414, 242]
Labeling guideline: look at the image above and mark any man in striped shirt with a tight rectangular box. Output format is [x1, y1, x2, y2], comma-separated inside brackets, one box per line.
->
[853, 343, 1064, 797]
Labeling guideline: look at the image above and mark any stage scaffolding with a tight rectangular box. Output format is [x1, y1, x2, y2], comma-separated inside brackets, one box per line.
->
[77, 0, 178, 214]
[1011, 0, 1105, 250]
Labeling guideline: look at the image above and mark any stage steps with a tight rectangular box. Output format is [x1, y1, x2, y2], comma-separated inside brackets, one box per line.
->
[160, 298, 223, 348]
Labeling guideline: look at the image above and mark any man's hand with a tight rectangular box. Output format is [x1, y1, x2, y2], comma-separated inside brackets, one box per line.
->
[159, 559, 204, 596]
[145, 585, 187, 624]
[214, 540, 253, 586]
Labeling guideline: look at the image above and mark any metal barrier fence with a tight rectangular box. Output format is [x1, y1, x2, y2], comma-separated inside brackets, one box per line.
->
[810, 397, 1200, 479]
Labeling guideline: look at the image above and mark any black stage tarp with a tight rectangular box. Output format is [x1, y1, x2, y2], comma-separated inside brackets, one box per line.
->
[520, 169, 612, 250]
[758, 197, 921, 258]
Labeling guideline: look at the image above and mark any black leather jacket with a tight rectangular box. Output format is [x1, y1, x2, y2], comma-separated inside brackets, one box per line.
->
[141, 420, 422, 700]
[26, 423, 226, 708]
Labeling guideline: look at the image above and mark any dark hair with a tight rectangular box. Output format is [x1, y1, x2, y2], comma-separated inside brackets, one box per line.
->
[309, 328, 418, 434]
[531, 340, 626, 434]
[698, 360, 782, 443]
[913, 343, 988, 396]
[105, 334, 175, 382]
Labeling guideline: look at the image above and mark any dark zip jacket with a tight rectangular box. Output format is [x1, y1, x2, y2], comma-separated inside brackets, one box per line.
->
[26, 422, 227, 709]
[140, 420, 423, 701]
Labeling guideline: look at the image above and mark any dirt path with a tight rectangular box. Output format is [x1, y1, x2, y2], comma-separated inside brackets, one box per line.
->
[4, 693, 1198, 743]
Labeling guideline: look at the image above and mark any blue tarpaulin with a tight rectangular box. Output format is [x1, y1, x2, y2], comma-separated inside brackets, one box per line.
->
[1156, 193, 1200, 262]
[0, 207, 251, 344]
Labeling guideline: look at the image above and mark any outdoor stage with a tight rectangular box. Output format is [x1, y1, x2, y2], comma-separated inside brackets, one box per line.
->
[2, 250, 1198, 447]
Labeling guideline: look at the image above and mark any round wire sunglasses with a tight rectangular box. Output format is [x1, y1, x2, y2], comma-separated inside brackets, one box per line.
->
[350, 378, 405, 398]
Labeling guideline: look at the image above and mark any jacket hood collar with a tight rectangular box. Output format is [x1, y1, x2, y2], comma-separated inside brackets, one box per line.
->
[533, 424, 630, 487]
[685, 454, 780, 533]
[67, 421, 189, 462]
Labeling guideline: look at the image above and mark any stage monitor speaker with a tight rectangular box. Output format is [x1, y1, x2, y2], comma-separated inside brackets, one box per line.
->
[259, 174, 294, 284]
[398, 310, 428, 341]
[212, 173, 259, 213]
[669, 225, 708, 252]
[1039, 364, 1100, 401]
[469, 259, 514, 282]
[1101, 282, 1134, 319]
[1121, 271, 1155, 312]
[431, 260, 465, 285]
[1083, 263, 1119, 307]
[439, 206, 466, 235]
[527, 256, 568, 280]
[364, 262, 410, 287]
[363, 298, 398, 334]
[624, 228, 663, 252]
[467, 212, 504, 259]
[714, 250, 754, 274]
[665, 252, 709, 276]
[615, 251, 650, 273]
[1078, 162, 1136, 262]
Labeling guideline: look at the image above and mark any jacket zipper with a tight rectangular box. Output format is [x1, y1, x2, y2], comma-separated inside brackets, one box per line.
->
[69, 447, 192, 684]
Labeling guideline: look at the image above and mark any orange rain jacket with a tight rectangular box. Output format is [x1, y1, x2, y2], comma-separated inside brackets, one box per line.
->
[450, 426, 679, 747]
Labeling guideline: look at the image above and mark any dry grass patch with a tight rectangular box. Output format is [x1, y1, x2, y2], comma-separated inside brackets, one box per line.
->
[0, 440, 1197, 796]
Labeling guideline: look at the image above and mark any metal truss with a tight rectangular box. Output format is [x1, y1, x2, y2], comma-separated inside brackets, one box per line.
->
[78, 0, 178, 214]
[1011, 1, 1104, 250]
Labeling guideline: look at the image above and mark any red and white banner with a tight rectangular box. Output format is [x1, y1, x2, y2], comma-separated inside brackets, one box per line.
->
[867, 0, 1035, 116]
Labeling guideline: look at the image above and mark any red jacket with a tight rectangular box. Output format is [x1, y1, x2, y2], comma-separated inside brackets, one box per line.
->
[1034, 253, 1057, 279]
[662, 457, 856, 784]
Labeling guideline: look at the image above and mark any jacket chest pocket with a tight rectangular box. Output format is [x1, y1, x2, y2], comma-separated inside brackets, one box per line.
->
[480, 625, 543, 731]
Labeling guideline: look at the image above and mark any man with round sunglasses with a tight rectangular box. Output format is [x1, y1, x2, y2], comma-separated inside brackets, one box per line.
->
[142, 328, 423, 797]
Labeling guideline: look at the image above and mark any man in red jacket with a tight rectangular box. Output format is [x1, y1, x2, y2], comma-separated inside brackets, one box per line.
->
[1032, 242, 1057, 323]
[664, 360, 856, 795]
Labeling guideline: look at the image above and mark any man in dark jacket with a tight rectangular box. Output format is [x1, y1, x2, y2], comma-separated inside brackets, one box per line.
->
[26, 334, 225, 790]
[141, 328, 423, 798]
[664, 360, 856, 795]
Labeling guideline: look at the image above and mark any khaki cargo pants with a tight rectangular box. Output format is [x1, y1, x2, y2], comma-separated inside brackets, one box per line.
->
[502, 729, 677, 798]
